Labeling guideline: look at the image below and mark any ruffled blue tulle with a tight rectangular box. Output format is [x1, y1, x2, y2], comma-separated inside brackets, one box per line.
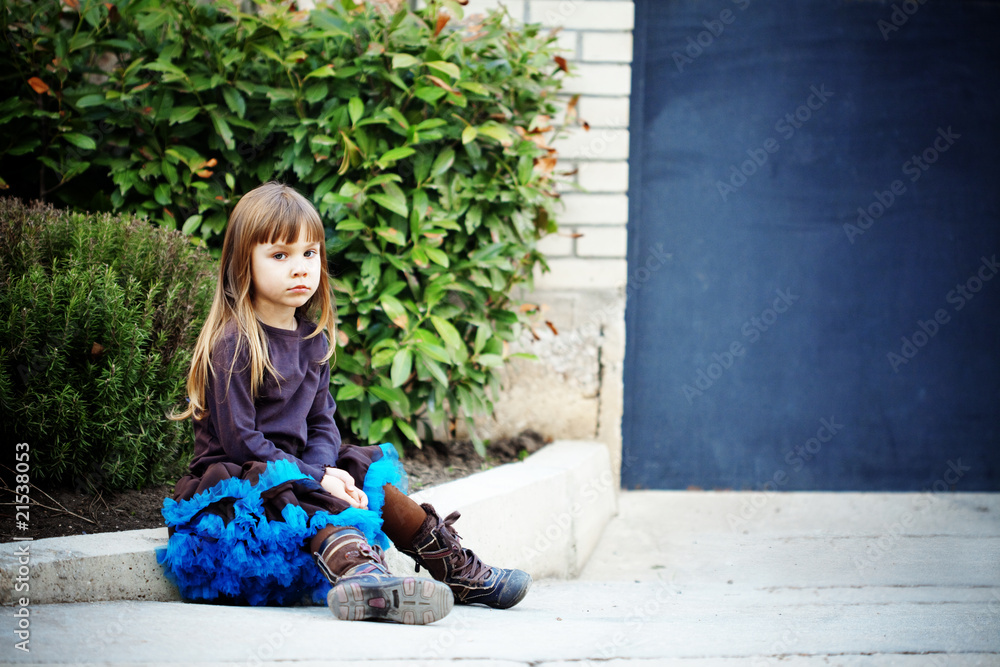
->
[157, 444, 406, 606]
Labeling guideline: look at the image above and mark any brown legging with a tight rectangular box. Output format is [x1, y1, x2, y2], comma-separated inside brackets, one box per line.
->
[309, 484, 425, 554]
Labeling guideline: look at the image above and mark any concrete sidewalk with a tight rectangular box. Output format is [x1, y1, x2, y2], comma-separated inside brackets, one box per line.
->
[1, 490, 998, 665]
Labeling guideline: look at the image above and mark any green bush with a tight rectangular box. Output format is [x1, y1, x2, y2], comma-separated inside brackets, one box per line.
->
[0, 198, 216, 490]
[1, 0, 571, 453]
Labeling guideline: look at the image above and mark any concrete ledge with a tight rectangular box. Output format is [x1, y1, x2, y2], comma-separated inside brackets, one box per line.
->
[386, 440, 618, 579]
[0, 440, 616, 605]
[0, 528, 178, 606]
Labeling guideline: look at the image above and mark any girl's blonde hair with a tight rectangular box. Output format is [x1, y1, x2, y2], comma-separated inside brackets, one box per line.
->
[168, 182, 337, 422]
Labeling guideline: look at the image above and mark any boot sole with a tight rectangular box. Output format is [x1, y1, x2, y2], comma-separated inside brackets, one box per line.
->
[327, 576, 454, 625]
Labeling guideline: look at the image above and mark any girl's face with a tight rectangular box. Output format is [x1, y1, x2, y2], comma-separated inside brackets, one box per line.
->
[250, 228, 322, 329]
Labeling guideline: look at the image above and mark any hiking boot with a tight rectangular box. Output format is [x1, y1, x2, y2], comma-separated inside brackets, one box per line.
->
[399, 504, 532, 609]
[313, 527, 453, 625]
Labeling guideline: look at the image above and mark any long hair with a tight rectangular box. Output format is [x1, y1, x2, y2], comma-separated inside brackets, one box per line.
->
[168, 182, 337, 422]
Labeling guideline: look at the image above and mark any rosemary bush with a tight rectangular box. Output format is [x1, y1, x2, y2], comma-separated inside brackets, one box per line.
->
[0, 198, 215, 490]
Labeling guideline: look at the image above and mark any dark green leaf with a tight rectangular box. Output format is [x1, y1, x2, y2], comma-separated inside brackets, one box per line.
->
[381, 294, 409, 329]
[221, 87, 246, 118]
[431, 148, 455, 177]
[348, 97, 364, 125]
[169, 106, 199, 125]
[62, 133, 97, 150]
[75, 94, 106, 108]
[336, 383, 365, 401]
[392, 53, 419, 68]
[390, 349, 412, 387]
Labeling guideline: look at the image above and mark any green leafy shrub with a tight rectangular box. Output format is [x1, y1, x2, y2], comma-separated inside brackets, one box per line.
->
[0, 198, 216, 490]
[1, 0, 571, 453]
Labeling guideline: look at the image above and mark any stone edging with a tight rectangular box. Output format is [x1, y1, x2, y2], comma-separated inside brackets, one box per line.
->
[0, 440, 617, 605]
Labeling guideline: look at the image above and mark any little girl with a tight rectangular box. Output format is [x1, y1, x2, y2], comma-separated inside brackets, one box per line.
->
[159, 182, 531, 624]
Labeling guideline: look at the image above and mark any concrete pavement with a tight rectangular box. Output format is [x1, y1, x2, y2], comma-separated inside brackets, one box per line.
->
[1, 490, 998, 665]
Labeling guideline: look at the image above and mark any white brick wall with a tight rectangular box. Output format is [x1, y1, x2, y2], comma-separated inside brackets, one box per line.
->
[575, 97, 630, 128]
[560, 194, 628, 225]
[533, 258, 627, 290]
[536, 232, 575, 257]
[529, 1, 634, 31]
[581, 32, 633, 63]
[561, 64, 631, 96]
[557, 127, 629, 161]
[576, 226, 628, 257]
[461, 0, 634, 284]
[578, 161, 629, 192]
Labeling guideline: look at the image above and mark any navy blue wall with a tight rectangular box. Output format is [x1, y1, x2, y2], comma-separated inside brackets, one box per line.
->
[622, 0, 1000, 490]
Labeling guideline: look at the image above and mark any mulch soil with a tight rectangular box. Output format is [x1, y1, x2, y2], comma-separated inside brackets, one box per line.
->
[0, 430, 549, 543]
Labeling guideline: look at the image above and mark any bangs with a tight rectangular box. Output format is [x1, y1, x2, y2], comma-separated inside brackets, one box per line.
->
[246, 187, 325, 247]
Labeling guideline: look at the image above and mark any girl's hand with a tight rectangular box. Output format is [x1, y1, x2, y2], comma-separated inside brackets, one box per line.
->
[321, 467, 368, 509]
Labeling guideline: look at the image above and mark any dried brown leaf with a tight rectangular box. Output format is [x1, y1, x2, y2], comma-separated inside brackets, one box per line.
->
[27, 77, 49, 94]
[434, 12, 449, 37]
[425, 74, 457, 94]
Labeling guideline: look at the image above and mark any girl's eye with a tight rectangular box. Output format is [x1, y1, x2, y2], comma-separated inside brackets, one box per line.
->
[304, 249, 318, 258]
[272, 252, 286, 260]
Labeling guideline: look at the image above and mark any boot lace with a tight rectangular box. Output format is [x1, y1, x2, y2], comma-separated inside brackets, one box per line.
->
[438, 511, 492, 582]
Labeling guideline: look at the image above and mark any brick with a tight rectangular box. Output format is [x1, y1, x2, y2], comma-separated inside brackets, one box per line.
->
[530, 1, 635, 31]
[446, 0, 526, 20]
[575, 96, 630, 128]
[536, 231, 576, 257]
[562, 63, 631, 96]
[555, 173, 579, 193]
[555, 127, 629, 160]
[576, 226, 628, 258]
[533, 258, 628, 290]
[559, 193, 628, 225]
[553, 29, 579, 59]
[577, 161, 629, 192]
[581, 31, 633, 63]
[551, 95, 630, 128]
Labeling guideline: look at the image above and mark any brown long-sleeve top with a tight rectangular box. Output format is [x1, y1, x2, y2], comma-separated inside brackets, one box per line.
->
[188, 317, 341, 481]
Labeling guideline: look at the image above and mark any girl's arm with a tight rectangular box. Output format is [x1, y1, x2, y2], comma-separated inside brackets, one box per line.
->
[302, 348, 342, 470]
[208, 336, 327, 481]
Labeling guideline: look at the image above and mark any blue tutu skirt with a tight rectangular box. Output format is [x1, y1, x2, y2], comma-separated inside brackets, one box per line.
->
[157, 443, 406, 606]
